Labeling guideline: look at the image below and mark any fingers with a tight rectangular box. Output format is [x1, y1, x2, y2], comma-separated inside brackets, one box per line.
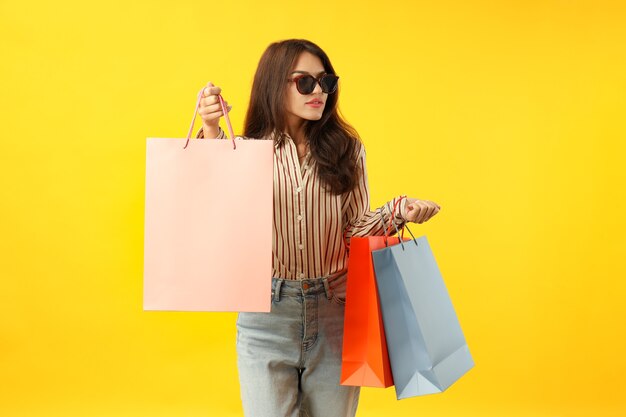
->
[199, 102, 232, 118]
[200, 81, 224, 107]
[405, 200, 441, 224]
[415, 202, 429, 223]
[198, 81, 232, 124]
[199, 101, 230, 114]
[420, 203, 439, 223]
[202, 82, 222, 97]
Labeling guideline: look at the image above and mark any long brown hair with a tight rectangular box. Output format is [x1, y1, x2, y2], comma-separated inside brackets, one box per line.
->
[243, 39, 361, 195]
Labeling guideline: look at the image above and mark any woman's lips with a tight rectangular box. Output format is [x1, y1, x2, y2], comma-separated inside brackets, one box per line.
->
[306, 102, 323, 108]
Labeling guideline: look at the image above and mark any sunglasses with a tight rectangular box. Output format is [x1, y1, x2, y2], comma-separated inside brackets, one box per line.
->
[288, 74, 339, 95]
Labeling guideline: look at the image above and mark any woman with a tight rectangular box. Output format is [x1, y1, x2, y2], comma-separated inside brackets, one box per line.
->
[196, 39, 440, 417]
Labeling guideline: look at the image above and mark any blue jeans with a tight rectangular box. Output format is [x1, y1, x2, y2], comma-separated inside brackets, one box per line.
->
[236, 270, 360, 417]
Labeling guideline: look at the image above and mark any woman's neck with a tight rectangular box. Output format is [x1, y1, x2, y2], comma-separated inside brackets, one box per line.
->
[285, 115, 307, 146]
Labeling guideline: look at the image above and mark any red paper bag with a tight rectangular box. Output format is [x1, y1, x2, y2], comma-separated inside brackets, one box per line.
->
[340, 235, 405, 387]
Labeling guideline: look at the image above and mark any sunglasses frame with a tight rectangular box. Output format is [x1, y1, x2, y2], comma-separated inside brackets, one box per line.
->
[288, 73, 340, 95]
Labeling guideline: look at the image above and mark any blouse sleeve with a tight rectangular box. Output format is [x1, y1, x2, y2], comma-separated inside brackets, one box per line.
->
[342, 142, 408, 241]
[196, 125, 227, 139]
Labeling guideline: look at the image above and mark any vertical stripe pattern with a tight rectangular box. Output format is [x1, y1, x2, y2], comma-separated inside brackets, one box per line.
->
[197, 127, 408, 280]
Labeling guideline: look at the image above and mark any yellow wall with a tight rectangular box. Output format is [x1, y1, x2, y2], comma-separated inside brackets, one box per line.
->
[1, 1, 625, 416]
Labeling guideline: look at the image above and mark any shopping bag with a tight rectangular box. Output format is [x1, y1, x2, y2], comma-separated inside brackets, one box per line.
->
[340, 235, 397, 388]
[143, 89, 274, 312]
[372, 218, 474, 399]
[340, 201, 411, 388]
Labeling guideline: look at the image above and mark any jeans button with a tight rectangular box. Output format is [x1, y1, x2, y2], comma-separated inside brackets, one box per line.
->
[303, 282, 310, 290]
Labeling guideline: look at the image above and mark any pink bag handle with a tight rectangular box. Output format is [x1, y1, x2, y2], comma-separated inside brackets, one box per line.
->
[184, 87, 236, 149]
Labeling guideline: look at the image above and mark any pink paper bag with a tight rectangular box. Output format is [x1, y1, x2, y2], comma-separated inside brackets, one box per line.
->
[143, 90, 273, 312]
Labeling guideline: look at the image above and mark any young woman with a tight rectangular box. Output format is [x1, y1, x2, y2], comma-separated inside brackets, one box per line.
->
[196, 39, 440, 417]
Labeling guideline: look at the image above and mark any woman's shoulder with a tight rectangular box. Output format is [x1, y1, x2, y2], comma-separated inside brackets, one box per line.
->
[354, 138, 366, 158]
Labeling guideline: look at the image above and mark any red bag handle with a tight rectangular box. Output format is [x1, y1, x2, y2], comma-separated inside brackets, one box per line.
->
[384, 196, 406, 238]
[342, 195, 407, 252]
[382, 196, 406, 246]
[381, 197, 419, 249]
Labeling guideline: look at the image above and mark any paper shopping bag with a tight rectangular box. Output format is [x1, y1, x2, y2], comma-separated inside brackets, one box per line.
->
[143, 90, 273, 312]
[340, 235, 397, 388]
[372, 232, 474, 399]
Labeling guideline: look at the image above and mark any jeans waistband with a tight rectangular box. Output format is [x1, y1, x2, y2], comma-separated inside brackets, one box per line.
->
[271, 269, 347, 301]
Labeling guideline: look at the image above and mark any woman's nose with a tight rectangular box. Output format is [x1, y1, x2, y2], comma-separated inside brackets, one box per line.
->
[311, 80, 323, 94]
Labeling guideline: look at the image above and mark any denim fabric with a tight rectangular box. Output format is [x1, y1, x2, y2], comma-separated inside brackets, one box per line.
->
[236, 270, 360, 417]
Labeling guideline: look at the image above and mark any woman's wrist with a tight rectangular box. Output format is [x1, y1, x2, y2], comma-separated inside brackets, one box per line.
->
[398, 197, 409, 222]
[202, 124, 219, 139]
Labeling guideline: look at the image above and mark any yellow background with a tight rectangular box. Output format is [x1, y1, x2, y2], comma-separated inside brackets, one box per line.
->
[1, 0, 625, 416]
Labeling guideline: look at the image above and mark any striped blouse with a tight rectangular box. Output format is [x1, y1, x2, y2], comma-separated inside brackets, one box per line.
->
[197, 126, 408, 280]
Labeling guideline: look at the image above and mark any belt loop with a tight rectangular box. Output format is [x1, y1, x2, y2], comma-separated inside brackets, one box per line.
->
[273, 279, 283, 302]
[322, 277, 331, 300]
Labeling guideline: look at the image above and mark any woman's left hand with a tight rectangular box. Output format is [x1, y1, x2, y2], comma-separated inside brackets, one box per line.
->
[403, 198, 441, 224]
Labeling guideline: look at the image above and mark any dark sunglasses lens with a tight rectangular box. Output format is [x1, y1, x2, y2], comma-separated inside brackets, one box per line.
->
[296, 76, 317, 94]
[320, 75, 339, 93]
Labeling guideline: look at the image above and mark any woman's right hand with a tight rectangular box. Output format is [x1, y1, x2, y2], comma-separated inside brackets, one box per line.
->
[199, 81, 232, 138]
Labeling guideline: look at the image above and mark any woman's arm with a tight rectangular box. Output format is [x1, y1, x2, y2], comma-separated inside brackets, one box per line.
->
[343, 143, 408, 239]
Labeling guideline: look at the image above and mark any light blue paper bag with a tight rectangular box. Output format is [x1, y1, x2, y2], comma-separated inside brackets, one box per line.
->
[372, 227, 474, 399]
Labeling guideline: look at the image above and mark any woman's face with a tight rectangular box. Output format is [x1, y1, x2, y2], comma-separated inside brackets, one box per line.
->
[284, 51, 328, 127]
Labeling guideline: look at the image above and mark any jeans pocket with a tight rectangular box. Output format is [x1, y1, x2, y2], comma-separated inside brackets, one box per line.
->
[329, 277, 347, 306]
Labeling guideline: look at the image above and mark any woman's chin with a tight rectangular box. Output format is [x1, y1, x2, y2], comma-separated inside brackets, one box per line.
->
[302, 111, 324, 121]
